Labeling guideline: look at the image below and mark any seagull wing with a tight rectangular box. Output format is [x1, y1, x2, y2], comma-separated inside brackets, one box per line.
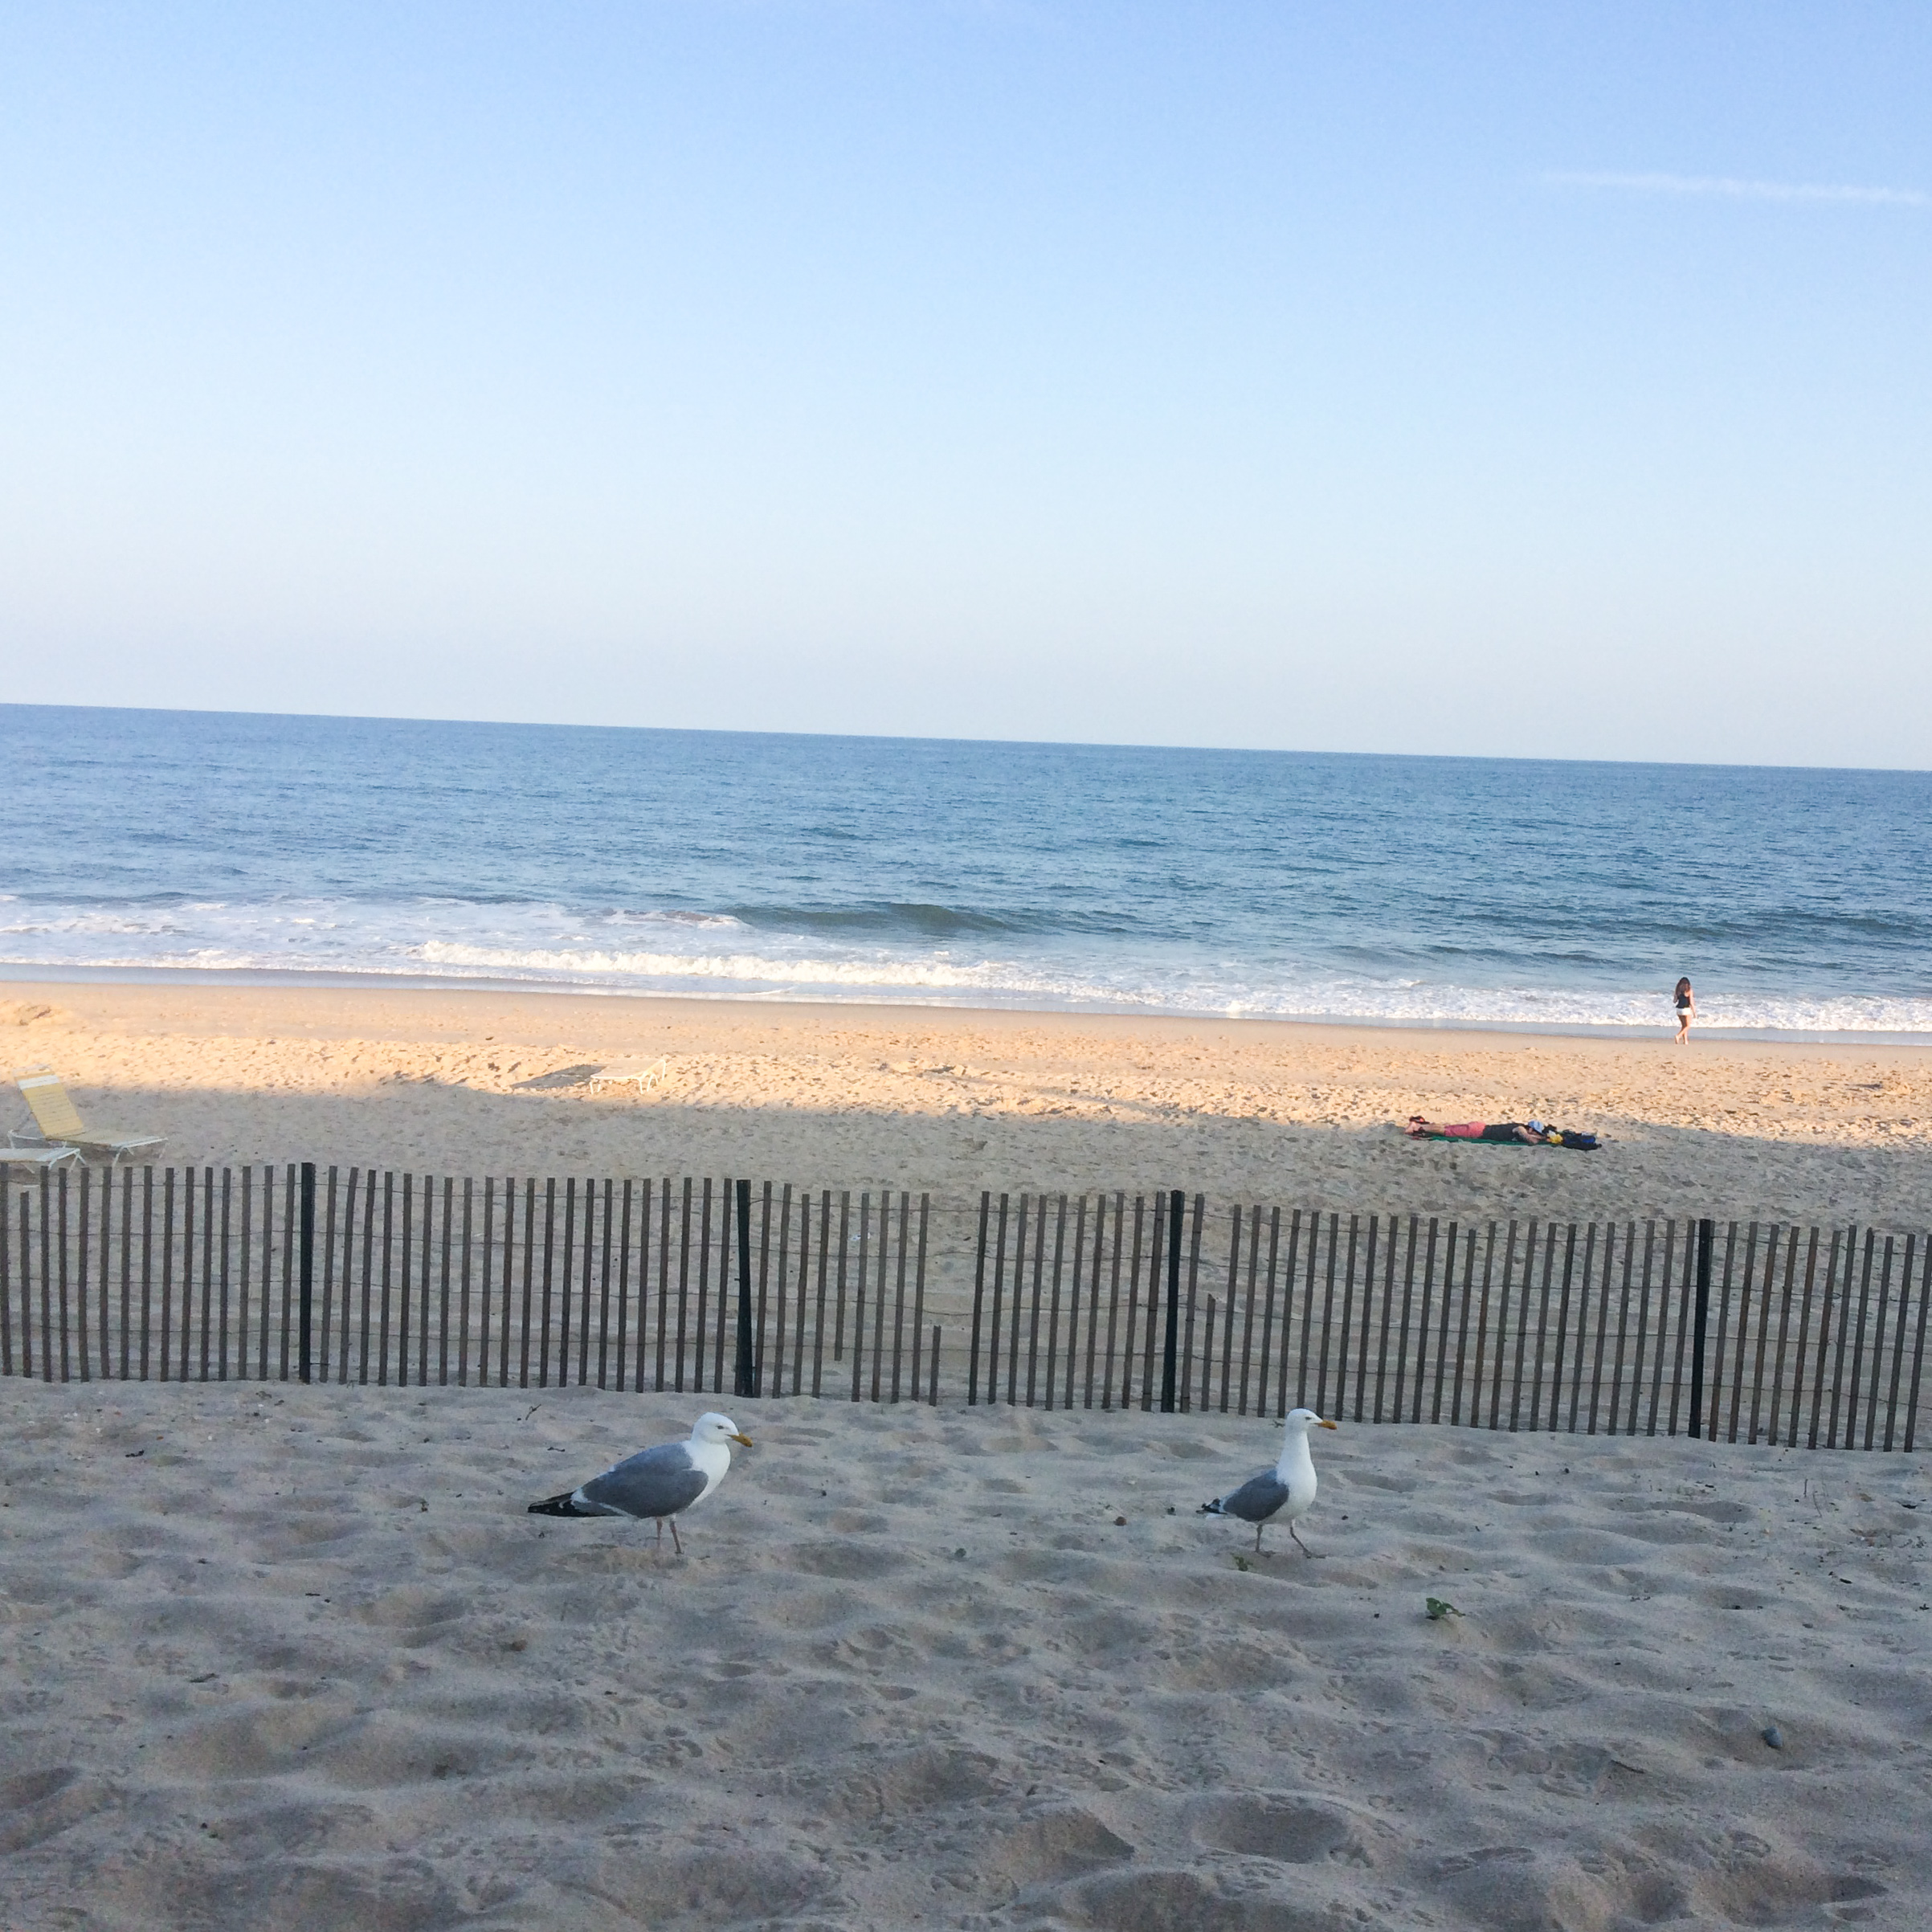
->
[1204, 1472, 1290, 1526]
[581, 1442, 709, 1520]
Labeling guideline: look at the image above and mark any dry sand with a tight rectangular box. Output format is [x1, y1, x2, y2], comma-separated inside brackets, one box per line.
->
[4, 982, 1931, 1229]
[5, 983, 1932, 1928]
[3, 1379, 1927, 1930]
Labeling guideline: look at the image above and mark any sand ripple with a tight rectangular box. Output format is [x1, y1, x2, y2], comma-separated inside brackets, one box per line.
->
[2, 1380, 1928, 1929]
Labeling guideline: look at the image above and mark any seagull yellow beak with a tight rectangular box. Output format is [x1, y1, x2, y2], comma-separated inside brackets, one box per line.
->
[1318, 1418, 1339, 1430]
[732, 1432, 754, 1447]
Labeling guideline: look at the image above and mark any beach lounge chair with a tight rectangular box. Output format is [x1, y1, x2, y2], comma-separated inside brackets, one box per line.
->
[12, 1068, 165, 1164]
[0, 1141, 84, 1172]
[589, 1057, 671, 1097]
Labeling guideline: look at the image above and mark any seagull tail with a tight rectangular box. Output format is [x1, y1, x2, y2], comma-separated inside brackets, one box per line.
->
[1199, 1497, 1226, 1517]
[527, 1490, 595, 1517]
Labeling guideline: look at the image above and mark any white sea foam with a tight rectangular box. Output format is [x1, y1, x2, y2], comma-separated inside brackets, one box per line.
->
[413, 940, 1076, 993]
[5, 896, 1930, 1036]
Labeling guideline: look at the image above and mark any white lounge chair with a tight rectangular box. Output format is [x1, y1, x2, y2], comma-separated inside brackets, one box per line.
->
[12, 1068, 165, 1165]
[589, 1057, 671, 1097]
[0, 1140, 84, 1172]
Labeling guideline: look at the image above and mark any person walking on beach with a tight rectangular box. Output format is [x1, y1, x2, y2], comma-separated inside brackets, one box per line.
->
[1673, 977, 1696, 1044]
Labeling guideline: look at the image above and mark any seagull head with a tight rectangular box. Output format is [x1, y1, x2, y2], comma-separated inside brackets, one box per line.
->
[692, 1411, 754, 1448]
[1285, 1407, 1338, 1434]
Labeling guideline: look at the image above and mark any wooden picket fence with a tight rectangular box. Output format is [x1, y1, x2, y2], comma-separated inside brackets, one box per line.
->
[3, 1166, 1928, 1451]
[966, 1193, 1931, 1452]
[0, 1165, 936, 1405]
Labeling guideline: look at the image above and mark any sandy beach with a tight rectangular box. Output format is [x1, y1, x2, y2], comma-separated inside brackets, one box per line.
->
[5, 982, 1932, 1928]
[3, 1378, 1927, 1930]
[11, 0, 1929, 1919]
[4, 982, 1930, 1232]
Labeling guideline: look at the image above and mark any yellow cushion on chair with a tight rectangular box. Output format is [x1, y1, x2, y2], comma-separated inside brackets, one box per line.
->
[15, 1071, 88, 1141]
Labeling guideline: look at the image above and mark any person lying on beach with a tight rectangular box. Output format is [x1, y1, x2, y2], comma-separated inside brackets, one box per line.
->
[1405, 1117, 1601, 1150]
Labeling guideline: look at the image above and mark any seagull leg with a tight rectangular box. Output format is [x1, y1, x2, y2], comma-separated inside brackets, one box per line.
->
[1254, 1522, 1264, 1554]
[1289, 1522, 1319, 1559]
[668, 1516, 684, 1557]
[654, 1517, 664, 1554]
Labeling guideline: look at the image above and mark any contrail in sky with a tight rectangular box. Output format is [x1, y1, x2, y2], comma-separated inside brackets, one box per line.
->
[1544, 170, 1926, 207]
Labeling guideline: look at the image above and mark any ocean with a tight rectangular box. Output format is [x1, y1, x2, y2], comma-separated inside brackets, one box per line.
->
[4, 705, 1928, 1040]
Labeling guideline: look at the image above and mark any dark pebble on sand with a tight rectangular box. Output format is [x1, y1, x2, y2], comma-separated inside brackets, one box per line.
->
[1763, 1726, 1783, 1749]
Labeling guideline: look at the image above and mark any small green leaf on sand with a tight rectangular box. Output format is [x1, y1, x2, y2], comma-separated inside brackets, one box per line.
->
[1424, 1597, 1464, 1620]
[1233, 1554, 1252, 1572]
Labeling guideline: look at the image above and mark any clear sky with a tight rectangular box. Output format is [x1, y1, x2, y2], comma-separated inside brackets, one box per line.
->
[4, 2, 1927, 766]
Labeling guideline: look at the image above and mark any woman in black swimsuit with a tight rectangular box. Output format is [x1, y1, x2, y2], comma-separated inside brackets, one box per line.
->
[1673, 977, 1695, 1044]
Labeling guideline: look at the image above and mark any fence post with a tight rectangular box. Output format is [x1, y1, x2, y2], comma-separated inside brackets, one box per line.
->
[298, 1162, 316, 1385]
[967, 1192, 990, 1405]
[1161, 1189, 1183, 1412]
[1689, 1217, 1713, 1436]
[734, 1177, 757, 1398]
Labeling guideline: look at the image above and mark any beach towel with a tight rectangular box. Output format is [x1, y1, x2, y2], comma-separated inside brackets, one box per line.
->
[1405, 1118, 1601, 1150]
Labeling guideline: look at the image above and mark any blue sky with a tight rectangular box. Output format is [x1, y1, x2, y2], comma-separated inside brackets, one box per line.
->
[3, 2, 1927, 766]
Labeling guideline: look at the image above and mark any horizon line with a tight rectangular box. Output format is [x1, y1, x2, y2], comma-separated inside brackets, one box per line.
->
[3, 699, 1926, 779]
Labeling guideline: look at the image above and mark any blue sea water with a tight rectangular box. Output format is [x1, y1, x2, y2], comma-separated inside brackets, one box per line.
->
[3, 705, 1929, 1039]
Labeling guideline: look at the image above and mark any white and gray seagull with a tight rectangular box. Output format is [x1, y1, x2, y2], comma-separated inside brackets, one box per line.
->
[528, 1412, 754, 1554]
[1199, 1407, 1338, 1557]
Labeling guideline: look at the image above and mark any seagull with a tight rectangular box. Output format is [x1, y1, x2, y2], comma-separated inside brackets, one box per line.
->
[1199, 1407, 1338, 1557]
[528, 1412, 753, 1554]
